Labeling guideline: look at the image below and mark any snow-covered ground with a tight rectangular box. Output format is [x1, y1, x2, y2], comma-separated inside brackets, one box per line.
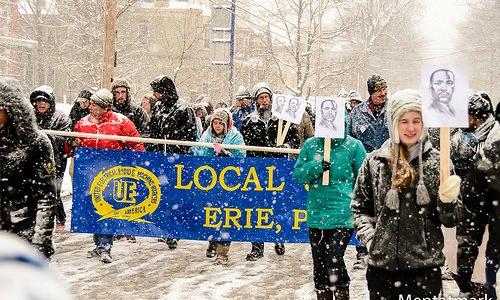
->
[51, 164, 497, 299]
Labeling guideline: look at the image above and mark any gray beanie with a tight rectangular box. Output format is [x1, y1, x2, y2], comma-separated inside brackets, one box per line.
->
[90, 88, 113, 108]
[385, 89, 430, 210]
[235, 86, 251, 100]
[251, 82, 273, 100]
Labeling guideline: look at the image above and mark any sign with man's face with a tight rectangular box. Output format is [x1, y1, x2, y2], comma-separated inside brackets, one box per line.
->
[314, 97, 345, 139]
[271, 94, 307, 124]
[421, 65, 468, 128]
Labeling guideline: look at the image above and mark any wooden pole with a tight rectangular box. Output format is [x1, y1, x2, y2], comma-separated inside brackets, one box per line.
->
[439, 127, 450, 183]
[101, 0, 117, 89]
[279, 121, 291, 145]
[277, 118, 283, 145]
[322, 138, 331, 185]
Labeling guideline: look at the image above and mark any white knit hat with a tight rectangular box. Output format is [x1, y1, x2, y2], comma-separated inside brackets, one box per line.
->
[387, 89, 427, 144]
[385, 89, 430, 210]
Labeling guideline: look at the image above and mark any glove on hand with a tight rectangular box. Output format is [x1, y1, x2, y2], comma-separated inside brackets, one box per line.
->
[322, 160, 331, 171]
[439, 175, 461, 203]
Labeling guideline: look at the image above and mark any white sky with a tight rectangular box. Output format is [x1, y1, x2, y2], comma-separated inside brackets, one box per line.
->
[416, 0, 470, 61]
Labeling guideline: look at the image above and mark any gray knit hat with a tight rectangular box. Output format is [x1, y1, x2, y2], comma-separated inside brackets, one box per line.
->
[90, 88, 113, 108]
[385, 89, 430, 210]
[235, 86, 251, 100]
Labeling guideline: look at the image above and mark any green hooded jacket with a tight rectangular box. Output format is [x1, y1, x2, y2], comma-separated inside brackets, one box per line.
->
[293, 136, 366, 229]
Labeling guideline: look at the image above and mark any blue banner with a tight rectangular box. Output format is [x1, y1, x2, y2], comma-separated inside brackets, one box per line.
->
[72, 148, 359, 244]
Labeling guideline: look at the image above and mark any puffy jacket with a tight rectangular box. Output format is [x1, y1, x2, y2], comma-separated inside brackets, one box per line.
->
[232, 102, 255, 130]
[146, 98, 197, 153]
[191, 126, 246, 158]
[457, 122, 500, 274]
[0, 77, 56, 258]
[30, 85, 71, 178]
[348, 100, 389, 153]
[69, 102, 90, 130]
[351, 140, 460, 271]
[293, 136, 366, 229]
[240, 111, 299, 158]
[74, 110, 144, 151]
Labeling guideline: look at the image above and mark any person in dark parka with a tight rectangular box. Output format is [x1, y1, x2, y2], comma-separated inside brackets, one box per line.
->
[0, 77, 57, 258]
[111, 78, 149, 135]
[30, 85, 71, 228]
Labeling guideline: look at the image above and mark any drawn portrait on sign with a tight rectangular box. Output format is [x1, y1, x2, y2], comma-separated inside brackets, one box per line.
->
[421, 65, 468, 128]
[314, 97, 345, 138]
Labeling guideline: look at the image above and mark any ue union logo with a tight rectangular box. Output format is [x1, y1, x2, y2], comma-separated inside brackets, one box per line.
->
[90, 166, 161, 223]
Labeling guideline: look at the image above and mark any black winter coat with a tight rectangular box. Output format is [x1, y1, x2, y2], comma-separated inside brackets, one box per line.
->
[0, 77, 56, 258]
[146, 98, 197, 153]
[69, 102, 89, 130]
[457, 123, 500, 272]
[113, 102, 149, 135]
[240, 110, 300, 158]
[30, 86, 71, 178]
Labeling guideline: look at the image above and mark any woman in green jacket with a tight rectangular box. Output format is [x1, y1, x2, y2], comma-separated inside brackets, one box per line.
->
[292, 122, 366, 300]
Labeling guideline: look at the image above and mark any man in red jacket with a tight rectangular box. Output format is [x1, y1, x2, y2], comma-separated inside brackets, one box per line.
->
[74, 88, 144, 263]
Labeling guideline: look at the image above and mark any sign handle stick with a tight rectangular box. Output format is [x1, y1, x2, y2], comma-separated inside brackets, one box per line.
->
[322, 138, 331, 185]
[279, 121, 291, 145]
[277, 118, 283, 145]
[439, 127, 450, 183]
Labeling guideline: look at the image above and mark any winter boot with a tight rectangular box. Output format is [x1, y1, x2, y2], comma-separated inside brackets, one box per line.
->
[99, 250, 112, 263]
[215, 244, 230, 265]
[87, 248, 100, 258]
[206, 241, 216, 258]
[334, 286, 349, 300]
[166, 238, 178, 250]
[316, 289, 333, 300]
[245, 250, 263, 261]
[274, 243, 285, 255]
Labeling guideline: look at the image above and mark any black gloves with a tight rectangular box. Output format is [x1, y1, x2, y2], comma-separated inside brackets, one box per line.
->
[322, 160, 331, 171]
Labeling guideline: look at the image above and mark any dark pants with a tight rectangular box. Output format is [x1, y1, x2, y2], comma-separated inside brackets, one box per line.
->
[366, 266, 442, 300]
[486, 256, 499, 300]
[308, 228, 353, 292]
[54, 176, 66, 225]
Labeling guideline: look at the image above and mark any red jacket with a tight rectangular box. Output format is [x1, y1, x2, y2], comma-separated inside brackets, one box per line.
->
[74, 110, 144, 151]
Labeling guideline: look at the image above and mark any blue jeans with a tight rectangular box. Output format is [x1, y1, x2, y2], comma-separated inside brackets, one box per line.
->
[93, 234, 113, 252]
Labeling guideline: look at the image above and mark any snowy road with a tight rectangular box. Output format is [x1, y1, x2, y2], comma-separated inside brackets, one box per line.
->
[48, 198, 480, 300]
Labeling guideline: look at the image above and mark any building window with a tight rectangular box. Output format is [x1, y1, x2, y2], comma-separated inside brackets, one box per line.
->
[0, 6, 10, 36]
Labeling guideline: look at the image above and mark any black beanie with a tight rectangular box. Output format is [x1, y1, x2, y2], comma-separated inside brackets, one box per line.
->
[367, 74, 387, 95]
[468, 92, 493, 119]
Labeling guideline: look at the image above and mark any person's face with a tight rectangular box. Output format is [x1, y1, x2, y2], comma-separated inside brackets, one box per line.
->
[114, 87, 127, 105]
[397, 111, 423, 147]
[257, 93, 271, 110]
[465, 115, 482, 132]
[89, 101, 108, 119]
[289, 99, 299, 112]
[141, 97, 151, 114]
[79, 99, 90, 109]
[153, 91, 163, 101]
[240, 97, 251, 108]
[431, 71, 455, 104]
[36, 98, 51, 114]
[195, 109, 204, 118]
[277, 96, 286, 107]
[321, 101, 337, 121]
[350, 100, 360, 109]
[212, 118, 225, 135]
[0, 109, 9, 129]
[370, 87, 387, 105]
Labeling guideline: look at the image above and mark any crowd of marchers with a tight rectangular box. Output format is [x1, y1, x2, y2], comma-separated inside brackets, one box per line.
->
[0, 73, 498, 300]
